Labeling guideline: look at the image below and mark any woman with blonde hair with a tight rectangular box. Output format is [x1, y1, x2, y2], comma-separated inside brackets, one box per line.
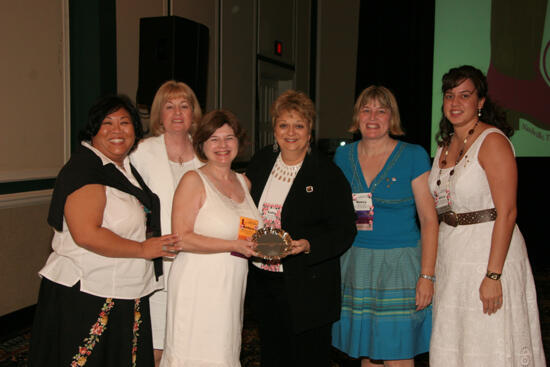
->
[332, 86, 438, 367]
[130, 80, 203, 365]
[246, 90, 356, 366]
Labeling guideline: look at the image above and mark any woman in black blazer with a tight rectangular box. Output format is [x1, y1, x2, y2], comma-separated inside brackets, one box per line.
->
[246, 90, 356, 367]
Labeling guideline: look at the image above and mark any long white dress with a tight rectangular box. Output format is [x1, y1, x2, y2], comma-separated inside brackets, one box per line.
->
[160, 170, 262, 367]
[428, 128, 545, 366]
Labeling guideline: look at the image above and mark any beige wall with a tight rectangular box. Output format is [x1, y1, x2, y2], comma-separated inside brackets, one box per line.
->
[116, 0, 165, 102]
[0, 202, 52, 315]
[220, 0, 256, 160]
[0, 1, 68, 316]
[0, 1, 68, 182]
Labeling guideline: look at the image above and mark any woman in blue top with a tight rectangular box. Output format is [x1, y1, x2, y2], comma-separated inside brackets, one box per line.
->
[332, 86, 438, 367]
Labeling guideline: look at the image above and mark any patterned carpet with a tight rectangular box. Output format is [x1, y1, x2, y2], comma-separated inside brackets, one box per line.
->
[2, 265, 548, 366]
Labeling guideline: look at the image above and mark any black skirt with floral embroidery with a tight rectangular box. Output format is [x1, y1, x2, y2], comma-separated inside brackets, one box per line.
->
[28, 278, 154, 367]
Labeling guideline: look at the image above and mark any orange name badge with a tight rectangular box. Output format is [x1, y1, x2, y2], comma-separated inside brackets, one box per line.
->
[232, 217, 259, 259]
[238, 216, 259, 240]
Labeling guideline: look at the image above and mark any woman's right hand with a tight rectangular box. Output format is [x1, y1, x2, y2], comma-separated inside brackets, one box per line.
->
[140, 234, 182, 259]
[415, 277, 434, 311]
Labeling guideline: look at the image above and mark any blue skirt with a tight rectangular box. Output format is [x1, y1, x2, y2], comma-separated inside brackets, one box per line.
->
[332, 243, 431, 360]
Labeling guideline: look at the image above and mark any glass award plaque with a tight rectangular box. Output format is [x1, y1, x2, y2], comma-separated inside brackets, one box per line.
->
[252, 227, 292, 260]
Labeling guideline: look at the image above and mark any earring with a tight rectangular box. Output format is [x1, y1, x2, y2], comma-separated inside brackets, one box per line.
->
[478, 108, 482, 117]
[273, 141, 279, 152]
[307, 145, 311, 155]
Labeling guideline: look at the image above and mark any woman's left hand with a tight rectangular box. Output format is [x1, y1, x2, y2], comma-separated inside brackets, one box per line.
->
[288, 239, 311, 255]
[480, 277, 503, 315]
[415, 277, 434, 311]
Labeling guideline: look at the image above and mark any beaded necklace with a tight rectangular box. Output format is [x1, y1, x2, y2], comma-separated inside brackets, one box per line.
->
[270, 154, 303, 182]
[434, 121, 479, 207]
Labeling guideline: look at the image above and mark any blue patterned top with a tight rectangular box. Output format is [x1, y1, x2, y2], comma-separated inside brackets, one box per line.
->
[334, 140, 430, 249]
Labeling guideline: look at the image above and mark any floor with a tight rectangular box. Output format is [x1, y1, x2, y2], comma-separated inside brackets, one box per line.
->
[1, 264, 549, 366]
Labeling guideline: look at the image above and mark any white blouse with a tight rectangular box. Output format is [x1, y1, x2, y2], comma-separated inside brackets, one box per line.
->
[39, 142, 161, 299]
[253, 154, 302, 272]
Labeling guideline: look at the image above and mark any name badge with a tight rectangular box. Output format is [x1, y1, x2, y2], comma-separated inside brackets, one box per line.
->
[434, 188, 451, 214]
[231, 216, 259, 258]
[352, 192, 374, 231]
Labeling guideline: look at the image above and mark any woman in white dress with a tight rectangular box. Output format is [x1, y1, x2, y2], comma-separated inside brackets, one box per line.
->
[130, 80, 203, 366]
[428, 65, 545, 366]
[160, 110, 262, 367]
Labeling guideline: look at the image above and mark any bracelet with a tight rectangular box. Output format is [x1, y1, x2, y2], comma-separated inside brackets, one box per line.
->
[419, 273, 436, 282]
[486, 271, 502, 280]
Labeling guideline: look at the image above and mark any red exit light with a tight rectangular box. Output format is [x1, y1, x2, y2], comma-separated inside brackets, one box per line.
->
[274, 40, 283, 56]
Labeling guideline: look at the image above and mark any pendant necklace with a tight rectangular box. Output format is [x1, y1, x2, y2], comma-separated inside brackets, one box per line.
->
[434, 121, 479, 206]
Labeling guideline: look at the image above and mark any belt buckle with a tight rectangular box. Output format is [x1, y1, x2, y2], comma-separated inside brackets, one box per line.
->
[443, 211, 458, 227]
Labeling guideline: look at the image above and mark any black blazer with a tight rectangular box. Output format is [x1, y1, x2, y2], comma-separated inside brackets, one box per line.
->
[246, 145, 357, 333]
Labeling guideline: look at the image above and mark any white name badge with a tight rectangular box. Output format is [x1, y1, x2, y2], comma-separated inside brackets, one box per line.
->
[352, 192, 374, 231]
[434, 188, 451, 214]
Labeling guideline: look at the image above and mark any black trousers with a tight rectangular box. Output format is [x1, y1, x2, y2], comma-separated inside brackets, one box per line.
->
[249, 266, 332, 367]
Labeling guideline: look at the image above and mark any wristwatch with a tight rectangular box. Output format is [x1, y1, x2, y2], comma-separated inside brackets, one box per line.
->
[486, 271, 502, 280]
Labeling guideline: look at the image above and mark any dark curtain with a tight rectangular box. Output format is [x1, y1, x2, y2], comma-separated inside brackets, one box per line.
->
[354, 0, 435, 152]
[69, 0, 117, 152]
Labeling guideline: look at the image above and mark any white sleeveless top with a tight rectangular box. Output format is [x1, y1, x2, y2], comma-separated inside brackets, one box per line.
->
[430, 128, 515, 213]
[194, 170, 262, 240]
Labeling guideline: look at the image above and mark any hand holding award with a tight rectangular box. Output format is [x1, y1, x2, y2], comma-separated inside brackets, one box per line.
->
[251, 227, 292, 260]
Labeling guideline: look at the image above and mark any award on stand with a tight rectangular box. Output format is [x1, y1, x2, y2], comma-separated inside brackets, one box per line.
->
[252, 227, 292, 260]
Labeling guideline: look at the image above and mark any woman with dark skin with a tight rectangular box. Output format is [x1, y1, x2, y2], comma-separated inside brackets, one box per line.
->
[29, 95, 180, 367]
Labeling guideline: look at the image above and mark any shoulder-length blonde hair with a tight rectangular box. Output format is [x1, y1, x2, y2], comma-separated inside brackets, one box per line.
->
[149, 80, 202, 136]
[349, 86, 404, 136]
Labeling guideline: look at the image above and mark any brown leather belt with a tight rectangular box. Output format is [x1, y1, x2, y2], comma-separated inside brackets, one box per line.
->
[438, 208, 497, 227]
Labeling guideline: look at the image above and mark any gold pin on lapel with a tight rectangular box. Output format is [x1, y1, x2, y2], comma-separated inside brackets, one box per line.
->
[306, 186, 314, 193]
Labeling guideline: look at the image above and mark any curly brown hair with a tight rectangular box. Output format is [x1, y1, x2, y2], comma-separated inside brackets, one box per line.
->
[436, 65, 512, 146]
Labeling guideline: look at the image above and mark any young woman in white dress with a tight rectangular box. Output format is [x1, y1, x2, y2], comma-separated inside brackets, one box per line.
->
[428, 65, 545, 366]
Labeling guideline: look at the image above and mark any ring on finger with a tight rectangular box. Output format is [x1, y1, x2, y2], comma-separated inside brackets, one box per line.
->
[162, 245, 168, 251]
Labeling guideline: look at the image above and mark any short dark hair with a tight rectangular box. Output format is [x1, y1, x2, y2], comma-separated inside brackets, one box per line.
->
[78, 94, 143, 152]
[193, 109, 247, 162]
